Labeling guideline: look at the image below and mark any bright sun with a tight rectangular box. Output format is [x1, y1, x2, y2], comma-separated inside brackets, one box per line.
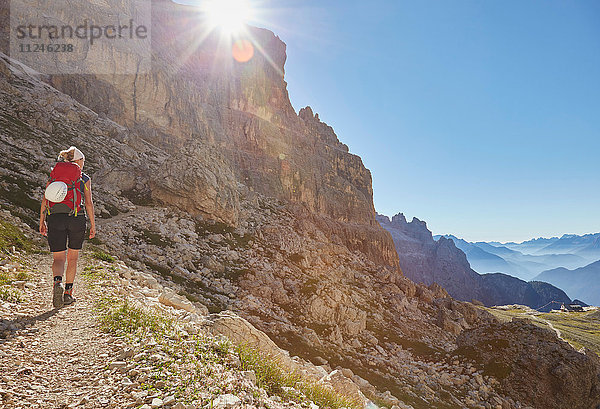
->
[203, 0, 254, 35]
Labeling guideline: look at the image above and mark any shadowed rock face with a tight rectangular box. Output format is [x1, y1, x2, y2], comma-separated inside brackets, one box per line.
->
[378, 213, 573, 311]
[0, 0, 398, 268]
[456, 319, 600, 409]
[377, 213, 487, 302]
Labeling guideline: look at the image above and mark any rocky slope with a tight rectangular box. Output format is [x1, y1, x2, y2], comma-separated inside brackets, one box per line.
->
[1, 0, 600, 405]
[478, 274, 570, 309]
[378, 213, 572, 311]
[456, 319, 600, 409]
[0, 213, 370, 409]
[376, 213, 486, 302]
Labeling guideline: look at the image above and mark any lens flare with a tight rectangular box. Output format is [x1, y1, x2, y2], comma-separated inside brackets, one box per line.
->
[232, 39, 254, 62]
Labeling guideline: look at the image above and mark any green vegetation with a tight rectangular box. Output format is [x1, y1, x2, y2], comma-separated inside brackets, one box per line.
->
[0, 270, 10, 286]
[0, 175, 40, 216]
[81, 265, 111, 287]
[0, 219, 36, 254]
[0, 258, 31, 303]
[15, 271, 31, 281]
[0, 270, 31, 285]
[92, 250, 116, 263]
[89, 270, 359, 409]
[0, 286, 23, 303]
[96, 296, 173, 338]
[484, 306, 530, 319]
[237, 344, 361, 409]
[539, 310, 600, 356]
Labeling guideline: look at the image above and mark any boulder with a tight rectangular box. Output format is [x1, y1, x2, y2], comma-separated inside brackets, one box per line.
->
[319, 369, 367, 408]
[158, 291, 208, 315]
[455, 319, 600, 409]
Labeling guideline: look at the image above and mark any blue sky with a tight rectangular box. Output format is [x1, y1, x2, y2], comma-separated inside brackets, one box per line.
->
[248, 0, 600, 242]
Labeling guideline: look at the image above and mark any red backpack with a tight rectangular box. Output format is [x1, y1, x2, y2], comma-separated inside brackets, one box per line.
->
[47, 162, 84, 216]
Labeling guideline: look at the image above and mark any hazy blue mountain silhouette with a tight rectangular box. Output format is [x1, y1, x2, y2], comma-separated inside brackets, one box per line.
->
[534, 260, 600, 306]
[436, 234, 594, 281]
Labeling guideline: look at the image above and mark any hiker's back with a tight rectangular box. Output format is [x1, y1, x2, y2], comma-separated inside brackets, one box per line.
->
[48, 161, 83, 215]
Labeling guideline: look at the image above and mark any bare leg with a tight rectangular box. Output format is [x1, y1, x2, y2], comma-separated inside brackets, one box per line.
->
[65, 249, 80, 284]
[52, 251, 66, 279]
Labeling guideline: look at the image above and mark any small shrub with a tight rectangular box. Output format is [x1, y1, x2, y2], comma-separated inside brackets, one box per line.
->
[92, 250, 115, 263]
[0, 286, 22, 303]
[213, 338, 232, 357]
[0, 271, 11, 285]
[96, 297, 172, 338]
[0, 219, 36, 254]
[15, 271, 30, 281]
[81, 265, 110, 285]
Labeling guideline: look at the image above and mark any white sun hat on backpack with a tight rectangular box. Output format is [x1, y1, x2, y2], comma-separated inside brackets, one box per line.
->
[45, 181, 68, 203]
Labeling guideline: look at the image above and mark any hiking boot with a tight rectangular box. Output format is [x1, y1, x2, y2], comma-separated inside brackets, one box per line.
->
[53, 282, 65, 308]
[63, 292, 76, 305]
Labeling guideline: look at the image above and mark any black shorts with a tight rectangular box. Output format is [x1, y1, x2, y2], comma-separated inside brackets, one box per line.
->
[47, 214, 87, 252]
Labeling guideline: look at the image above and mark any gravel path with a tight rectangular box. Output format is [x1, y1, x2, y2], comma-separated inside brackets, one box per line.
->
[0, 253, 132, 409]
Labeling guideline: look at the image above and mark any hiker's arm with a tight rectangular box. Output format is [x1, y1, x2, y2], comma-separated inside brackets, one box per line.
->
[39, 182, 49, 236]
[84, 180, 96, 239]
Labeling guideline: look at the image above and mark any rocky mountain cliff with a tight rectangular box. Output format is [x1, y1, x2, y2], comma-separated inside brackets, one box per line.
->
[376, 214, 486, 302]
[1, 0, 397, 269]
[1, 1, 600, 407]
[378, 213, 572, 311]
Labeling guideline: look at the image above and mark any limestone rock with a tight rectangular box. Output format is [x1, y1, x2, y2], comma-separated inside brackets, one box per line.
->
[212, 394, 241, 409]
[456, 319, 600, 409]
[159, 291, 207, 315]
[203, 311, 296, 372]
[319, 370, 367, 407]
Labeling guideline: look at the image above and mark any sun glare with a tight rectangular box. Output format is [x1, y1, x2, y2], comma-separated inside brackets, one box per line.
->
[203, 0, 254, 35]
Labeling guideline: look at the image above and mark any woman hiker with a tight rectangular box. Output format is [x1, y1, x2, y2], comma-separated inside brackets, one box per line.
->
[39, 146, 96, 308]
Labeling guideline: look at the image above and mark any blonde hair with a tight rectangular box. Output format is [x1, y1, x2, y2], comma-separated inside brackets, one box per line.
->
[58, 146, 85, 162]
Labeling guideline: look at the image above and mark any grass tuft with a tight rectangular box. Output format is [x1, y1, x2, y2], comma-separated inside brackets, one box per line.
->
[236, 344, 361, 409]
[0, 286, 23, 303]
[92, 250, 116, 263]
[0, 219, 36, 254]
[81, 265, 110, 287]
[96, 296, 173, 338]
[15, 271, 30, 281]
[0, 270, 11, 286]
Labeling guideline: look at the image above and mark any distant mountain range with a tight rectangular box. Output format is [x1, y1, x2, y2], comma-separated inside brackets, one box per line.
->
[378, 213, 572, 311]
[534, 261, 600, 306]
[434, 233, 600, 281]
